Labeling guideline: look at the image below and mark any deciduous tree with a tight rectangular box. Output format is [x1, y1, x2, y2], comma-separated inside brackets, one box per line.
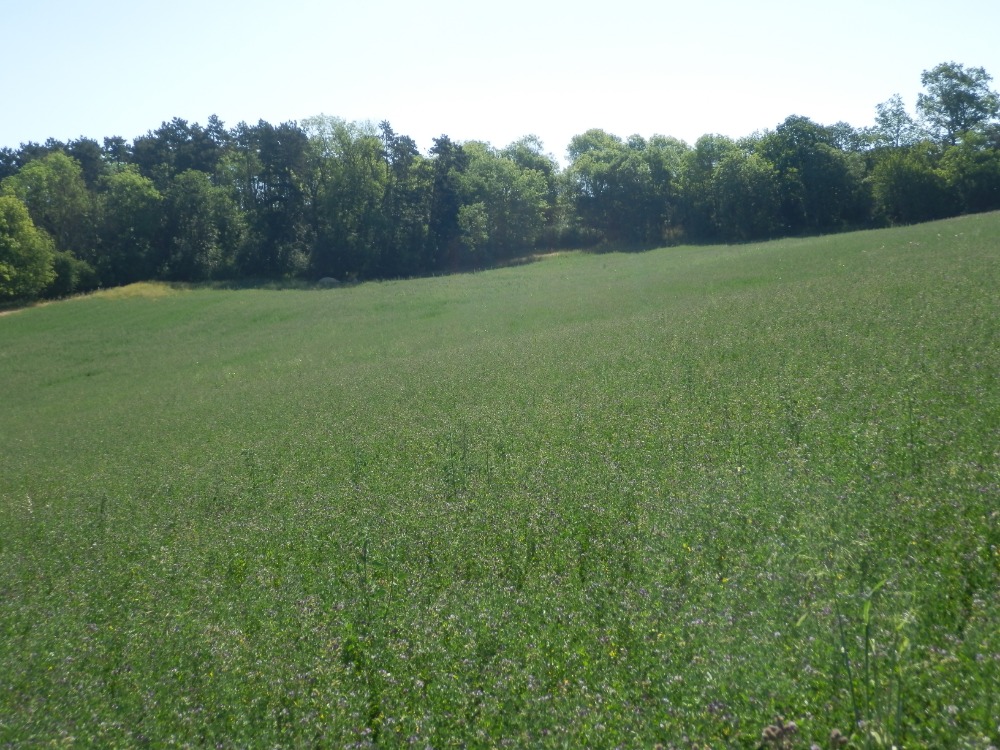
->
[566, 129, 675, 247]
[679, 134, 738, 240]
[940, 134, 1000, 213]
[0, 195, 55, 299]
[871, 148, 956, 224]
[713, 151, 782, 241]
[303, 116, 389, 279]
[756, 116, 862, 233]
[97, 165, 163, 284]
[459, 140, 549, 262]
[0, 151, 94, 258]
[871, 95, 923, 149]
[918, 62, 1000, 145]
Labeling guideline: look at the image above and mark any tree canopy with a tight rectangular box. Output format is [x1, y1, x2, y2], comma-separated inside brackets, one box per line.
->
[0, 61, 998, 300]
[0, 195, 55, 300]
[918, 62, 1000, 145]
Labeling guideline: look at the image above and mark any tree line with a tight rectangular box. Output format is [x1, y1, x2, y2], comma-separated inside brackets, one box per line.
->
[2, 61, 999, 301]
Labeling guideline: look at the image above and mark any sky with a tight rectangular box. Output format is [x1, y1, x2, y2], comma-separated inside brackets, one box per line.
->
[4, 0, 1000, 163]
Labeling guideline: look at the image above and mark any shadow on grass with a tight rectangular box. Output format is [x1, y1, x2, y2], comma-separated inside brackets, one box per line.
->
[2, 251, 574, 312]
[191, 277, 346, 292]
[181, 255, 559, 292]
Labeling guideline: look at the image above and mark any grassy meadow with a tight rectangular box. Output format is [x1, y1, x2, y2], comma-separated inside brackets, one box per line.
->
[1, 214, 998, 748]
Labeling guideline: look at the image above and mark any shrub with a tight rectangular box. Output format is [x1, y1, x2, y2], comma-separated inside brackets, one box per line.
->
[45, 250, 99, 298]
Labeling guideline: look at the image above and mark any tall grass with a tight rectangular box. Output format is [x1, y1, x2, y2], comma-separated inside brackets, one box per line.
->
[1, 214, 998, 747]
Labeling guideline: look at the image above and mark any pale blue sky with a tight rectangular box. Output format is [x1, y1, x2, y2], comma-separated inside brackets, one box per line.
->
[4, 0, 999, 161]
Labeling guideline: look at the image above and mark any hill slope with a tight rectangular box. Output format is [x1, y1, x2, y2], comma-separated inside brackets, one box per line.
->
[2, 215, 998, 747]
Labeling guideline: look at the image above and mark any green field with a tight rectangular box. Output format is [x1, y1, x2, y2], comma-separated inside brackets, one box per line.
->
[2, 215, 998, 748]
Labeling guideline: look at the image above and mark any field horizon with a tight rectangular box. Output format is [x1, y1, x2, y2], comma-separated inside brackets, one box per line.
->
[2, 214, 998, 747]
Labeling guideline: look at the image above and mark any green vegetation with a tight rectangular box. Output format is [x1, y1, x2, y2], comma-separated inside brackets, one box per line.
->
[0, 196, 55, 300]
[2, 214, 998, 747]
[2, 62, 1000, 299]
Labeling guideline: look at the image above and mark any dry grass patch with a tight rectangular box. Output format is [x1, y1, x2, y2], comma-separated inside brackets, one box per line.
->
[90, 281, 182, 300]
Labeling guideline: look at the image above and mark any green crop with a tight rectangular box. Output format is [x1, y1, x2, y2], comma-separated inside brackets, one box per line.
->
[2, 215, 998, 748]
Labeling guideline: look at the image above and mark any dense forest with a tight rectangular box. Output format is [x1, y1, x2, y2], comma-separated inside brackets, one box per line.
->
[2, 61, 999, 301]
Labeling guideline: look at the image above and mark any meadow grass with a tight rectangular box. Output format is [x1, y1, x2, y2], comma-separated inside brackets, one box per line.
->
[1, 214, 998, 748]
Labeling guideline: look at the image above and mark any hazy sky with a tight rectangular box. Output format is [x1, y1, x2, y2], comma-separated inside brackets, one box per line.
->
[4, 0, 1000, 161]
